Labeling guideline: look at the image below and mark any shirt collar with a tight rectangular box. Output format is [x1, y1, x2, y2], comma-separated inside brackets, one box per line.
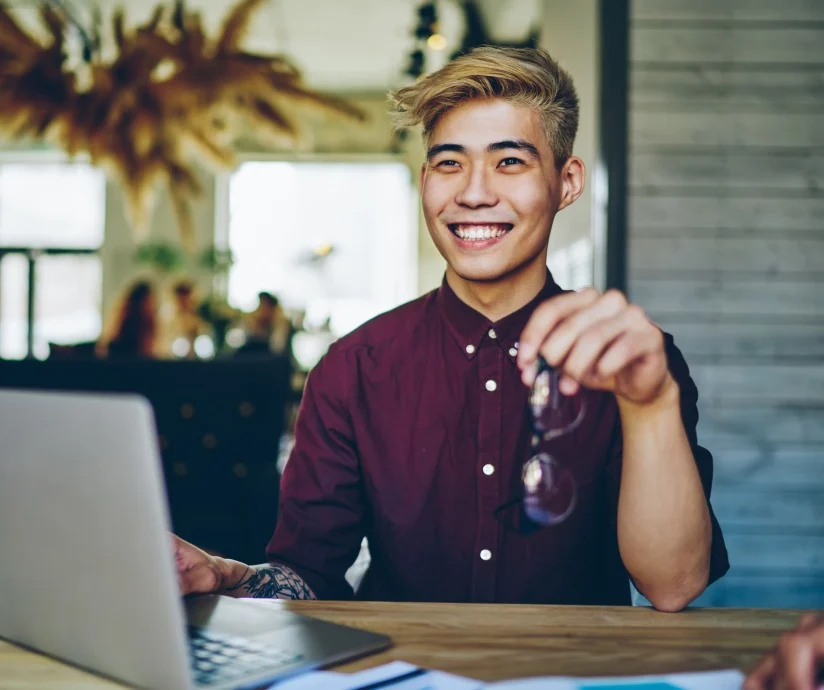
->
[437, 270, 564, 359]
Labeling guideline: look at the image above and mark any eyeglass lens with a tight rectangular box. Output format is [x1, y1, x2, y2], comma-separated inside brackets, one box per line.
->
[523, 360, 585, 525]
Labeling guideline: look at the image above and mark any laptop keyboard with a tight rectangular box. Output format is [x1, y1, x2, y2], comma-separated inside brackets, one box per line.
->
[188, 627, 304, 686]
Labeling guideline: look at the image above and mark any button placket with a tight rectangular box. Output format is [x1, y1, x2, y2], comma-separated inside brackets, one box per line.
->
[472, 342, 503, 602]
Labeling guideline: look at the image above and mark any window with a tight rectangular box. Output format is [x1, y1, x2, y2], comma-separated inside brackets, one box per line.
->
[0, 253, 27, 360]
[222, 160, 417, 367]
[0, 160, 106, 359]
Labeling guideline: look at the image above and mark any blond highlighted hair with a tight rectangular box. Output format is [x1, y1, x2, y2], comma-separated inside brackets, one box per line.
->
[390, 46, 579, 167]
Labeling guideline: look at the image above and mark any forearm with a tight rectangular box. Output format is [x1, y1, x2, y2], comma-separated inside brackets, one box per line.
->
[616, 378, 712, 612]
[217, 560, 317, 600]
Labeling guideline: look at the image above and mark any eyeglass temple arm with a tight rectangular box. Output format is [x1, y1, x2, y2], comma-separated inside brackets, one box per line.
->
[536, 355, 561, 409]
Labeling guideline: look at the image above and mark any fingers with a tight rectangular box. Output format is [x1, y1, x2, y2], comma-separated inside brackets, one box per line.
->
[596, 321, 664, 380]
[560, 308, 642, 388]
[170, 533, 220, 595]
[518, 287, 599, 378]
[538, 289, 627, 369]
[518, 288, 658, 391]
[798, 613, 822, 631]
[776, 627, 822, 690]
[745, 620, 824, 690]
[744, 651, 776, 690]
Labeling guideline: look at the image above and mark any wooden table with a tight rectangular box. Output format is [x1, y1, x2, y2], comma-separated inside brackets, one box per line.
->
[0, 602, 808, 688]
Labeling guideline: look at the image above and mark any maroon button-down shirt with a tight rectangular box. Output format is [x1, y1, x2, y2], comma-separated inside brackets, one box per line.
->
[267, 274, 729, 603]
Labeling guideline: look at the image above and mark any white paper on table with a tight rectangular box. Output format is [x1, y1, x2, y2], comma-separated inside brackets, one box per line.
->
[267, 661, 483, 690]
[486, 668, 745, 690]
[266, 670, 347, 689]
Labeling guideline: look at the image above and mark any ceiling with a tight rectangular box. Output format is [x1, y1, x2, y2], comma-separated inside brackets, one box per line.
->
[12, 0, 541, 92]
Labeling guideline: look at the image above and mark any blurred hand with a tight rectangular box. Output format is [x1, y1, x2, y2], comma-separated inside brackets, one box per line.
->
[173, 534, 227, 596]
[744, 614, 824, 690]
[518, 288, 674, 407]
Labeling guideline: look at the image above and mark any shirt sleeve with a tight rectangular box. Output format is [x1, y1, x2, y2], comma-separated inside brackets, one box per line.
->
[266, 346, 366, 599]
[607, 331, 730, 587]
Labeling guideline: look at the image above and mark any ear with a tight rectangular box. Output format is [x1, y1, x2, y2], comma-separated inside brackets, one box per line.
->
[557, 156, 586, 212]
[419, 162, 426, 188]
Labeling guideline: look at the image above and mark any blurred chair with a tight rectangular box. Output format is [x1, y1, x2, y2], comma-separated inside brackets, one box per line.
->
[47, 341, 98, 359]
[0, 357, 291, 564]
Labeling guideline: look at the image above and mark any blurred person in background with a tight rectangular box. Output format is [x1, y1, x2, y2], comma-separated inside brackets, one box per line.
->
[161, 279, 211, 358]
[96, 280, 159, 359]
[238, 292, 293, 357]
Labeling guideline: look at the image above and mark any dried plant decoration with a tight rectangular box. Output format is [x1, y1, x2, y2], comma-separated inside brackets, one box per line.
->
[0, 0, 365, 247]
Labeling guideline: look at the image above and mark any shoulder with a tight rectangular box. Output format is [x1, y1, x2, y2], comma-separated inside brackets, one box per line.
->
[661, 330, 697, 399]
[306, 289, 440, 390]
[325, 289, 439, 361]
[657, 328, 705, 440]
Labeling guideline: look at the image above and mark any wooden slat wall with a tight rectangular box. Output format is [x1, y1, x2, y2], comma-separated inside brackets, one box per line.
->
[628, 0, 824, 607]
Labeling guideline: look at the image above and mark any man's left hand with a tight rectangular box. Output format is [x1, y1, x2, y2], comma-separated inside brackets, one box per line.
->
[518, 288, 675, 406]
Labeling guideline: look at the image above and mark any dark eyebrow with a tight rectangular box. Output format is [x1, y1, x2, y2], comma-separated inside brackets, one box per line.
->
[426, 143, 466, 160]
[487, 139, 540, 159]
[426, 140, 540, 161]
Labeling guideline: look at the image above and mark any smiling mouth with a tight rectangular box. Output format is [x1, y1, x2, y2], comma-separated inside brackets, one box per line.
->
[447, 223, 514, 241]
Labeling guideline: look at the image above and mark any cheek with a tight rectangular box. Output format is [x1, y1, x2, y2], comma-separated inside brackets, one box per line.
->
[507, 182, 554, 221]
[422, 177, 456, 219]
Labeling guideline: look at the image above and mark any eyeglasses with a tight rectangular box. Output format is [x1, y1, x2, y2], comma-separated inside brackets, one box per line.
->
[495, 356, 585, 534]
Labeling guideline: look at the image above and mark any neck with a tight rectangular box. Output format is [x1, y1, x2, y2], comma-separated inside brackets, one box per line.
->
[445, 256, 548, 322]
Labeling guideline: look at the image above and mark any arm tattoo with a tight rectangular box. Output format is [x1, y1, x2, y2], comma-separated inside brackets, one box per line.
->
[225, 563, 317, 600]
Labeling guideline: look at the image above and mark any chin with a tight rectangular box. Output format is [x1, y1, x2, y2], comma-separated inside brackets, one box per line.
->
[448, 255, 523, 284]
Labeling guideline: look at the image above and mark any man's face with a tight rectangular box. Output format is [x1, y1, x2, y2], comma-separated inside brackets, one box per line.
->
[420, 98, 583, 284]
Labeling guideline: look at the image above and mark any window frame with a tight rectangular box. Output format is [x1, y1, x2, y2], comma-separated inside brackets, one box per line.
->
[0, 151, 105, 359]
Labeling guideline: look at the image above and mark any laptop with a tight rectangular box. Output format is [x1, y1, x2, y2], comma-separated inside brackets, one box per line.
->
[0, 388, 391, 689]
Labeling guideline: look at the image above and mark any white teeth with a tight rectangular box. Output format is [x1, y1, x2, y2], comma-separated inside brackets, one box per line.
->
[454, 225, 511, 241]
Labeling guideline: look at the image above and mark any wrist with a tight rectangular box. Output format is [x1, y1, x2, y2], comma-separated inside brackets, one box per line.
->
[617, 372, 680, 423]
[216, 558, 252, 592]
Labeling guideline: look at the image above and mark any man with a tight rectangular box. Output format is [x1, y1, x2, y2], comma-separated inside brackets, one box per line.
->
[745, 615, 824, 690]
[175, 46, 728, 610]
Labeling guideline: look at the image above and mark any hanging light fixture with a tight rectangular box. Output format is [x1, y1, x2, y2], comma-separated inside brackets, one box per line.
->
[0, 0, 365, 247]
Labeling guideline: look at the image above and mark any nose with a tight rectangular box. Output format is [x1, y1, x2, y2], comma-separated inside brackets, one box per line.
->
[455, 167, 498, 208]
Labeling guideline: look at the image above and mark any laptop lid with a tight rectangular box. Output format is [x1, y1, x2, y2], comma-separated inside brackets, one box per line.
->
[0, 389, 192, 689]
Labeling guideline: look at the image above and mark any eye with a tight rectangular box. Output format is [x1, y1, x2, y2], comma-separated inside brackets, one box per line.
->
[499, 157, 524, 167]
[435, 159, 460, 168]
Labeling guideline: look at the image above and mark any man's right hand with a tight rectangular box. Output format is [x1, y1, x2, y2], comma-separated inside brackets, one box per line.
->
[173, 535, 236, 596]
[172, 534, 317, 600]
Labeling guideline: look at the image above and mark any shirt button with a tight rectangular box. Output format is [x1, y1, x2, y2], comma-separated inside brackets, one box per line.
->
[485, 379, 497, 392]
[465, 344, 476, 355]
[488, 328, 497, 339]
[480, 549, 492, 561]
[508, 347, 518, 357]
[482, 464, 495, 476]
